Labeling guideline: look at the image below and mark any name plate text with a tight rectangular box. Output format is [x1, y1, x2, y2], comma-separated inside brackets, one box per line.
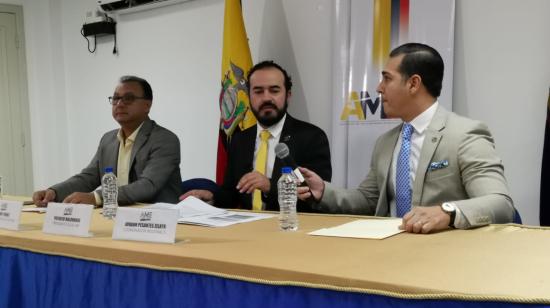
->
[0, 200, 23, 231]
[42, 203, 93, 237]
[113, 207, 178, 243]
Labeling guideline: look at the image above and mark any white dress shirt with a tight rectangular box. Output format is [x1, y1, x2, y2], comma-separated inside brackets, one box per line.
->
[252, 114, 286, 179]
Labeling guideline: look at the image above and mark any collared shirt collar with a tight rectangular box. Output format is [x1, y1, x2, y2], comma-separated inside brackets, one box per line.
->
[117, 122, 144, 145]
[408, 101, 439, 134]
[256, 113, 287, 140]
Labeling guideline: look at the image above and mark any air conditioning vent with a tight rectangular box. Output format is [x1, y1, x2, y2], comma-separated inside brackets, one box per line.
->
[98, 0, 193, 15]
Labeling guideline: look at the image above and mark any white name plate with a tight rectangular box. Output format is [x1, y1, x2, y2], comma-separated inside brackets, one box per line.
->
[42, 203, 93, 237]
[113, 207, 178, 244]
[0, 200, 23, 231]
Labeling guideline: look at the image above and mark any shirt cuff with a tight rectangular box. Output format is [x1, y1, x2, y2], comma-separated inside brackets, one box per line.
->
[453, 205, 470, 229]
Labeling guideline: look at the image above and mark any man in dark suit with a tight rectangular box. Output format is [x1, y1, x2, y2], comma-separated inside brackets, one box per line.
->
[32, 76, 182, 206]
[181, 61, 331, 212]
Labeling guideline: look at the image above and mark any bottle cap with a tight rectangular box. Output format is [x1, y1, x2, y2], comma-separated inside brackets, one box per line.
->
[105, 167, 113, 173]
[281, 167, 292, 174]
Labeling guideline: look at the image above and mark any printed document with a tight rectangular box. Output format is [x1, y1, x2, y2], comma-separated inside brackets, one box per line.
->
[145, 196, 274, 227]
[22, 207, 47, 213]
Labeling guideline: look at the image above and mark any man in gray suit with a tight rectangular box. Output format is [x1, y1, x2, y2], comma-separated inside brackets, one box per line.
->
[298, 43, 514, 233]
[32, 76, 182, 206]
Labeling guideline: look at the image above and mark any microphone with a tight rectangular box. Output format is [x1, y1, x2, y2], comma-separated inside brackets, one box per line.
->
[274, 143, 305, 183]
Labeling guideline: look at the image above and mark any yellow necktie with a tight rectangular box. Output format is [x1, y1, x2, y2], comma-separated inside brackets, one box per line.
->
[253, 130, 271, 211]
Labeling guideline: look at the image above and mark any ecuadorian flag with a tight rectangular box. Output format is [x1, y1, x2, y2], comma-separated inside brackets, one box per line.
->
[217, 0, 255, 184]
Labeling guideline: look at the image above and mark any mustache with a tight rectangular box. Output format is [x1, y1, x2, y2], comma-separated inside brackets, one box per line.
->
[259, 101, 278, 110]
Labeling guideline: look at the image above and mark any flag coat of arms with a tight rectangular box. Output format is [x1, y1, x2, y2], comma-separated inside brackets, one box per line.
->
[217, 0, 255, 184]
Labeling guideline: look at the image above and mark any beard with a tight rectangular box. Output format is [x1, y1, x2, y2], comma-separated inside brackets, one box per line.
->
[251, 99, 288, 127]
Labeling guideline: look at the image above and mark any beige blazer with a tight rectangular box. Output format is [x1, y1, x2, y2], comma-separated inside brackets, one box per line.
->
[319, 106, 514, 227]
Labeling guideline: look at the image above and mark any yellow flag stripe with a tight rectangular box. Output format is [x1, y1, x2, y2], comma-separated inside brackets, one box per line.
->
[373, 0, 391, 69]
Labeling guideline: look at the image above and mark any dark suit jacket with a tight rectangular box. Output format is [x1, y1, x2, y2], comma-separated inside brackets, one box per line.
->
[51, 119, 182, 204]
[215, 114, 332, 212]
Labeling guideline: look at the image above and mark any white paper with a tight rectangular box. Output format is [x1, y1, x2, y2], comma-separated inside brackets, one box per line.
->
[22, 207, 47, 213]
[0, 200, 23, 230]
[144, 197, 274, 227]
[309, 219, 404, 239]
[180, 212, 274, 227]
[112, 207, 178, 243]
[148, 196, 226, 218]
[42, 203, 93, 237]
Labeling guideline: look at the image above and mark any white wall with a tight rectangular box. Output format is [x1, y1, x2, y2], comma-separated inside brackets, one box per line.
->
[454, 0, 550, 225]
[9, 0, 550, 225]
[59, 0, 224, 185]
[16, 0, 72, 189]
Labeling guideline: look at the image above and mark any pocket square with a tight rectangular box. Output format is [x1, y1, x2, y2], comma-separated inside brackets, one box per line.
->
[428, 160, 449, 171]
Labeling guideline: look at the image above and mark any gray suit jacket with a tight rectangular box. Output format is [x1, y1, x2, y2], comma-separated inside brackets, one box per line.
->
[318, 106, 514, 227]
[51, 119, 182, 204]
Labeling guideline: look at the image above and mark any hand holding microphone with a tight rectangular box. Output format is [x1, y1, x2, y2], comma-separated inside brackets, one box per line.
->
[296, 167, 325, 202]
[275, 143, 324, 202]
[275, 143, 305, 183]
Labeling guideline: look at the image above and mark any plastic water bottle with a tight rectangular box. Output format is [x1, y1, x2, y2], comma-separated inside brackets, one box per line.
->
[101, 167, 118, 219]
[277, 167, 298, 231]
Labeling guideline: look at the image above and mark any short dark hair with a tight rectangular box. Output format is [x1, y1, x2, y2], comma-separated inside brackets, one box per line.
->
[119, 75, 153, 100]
[389, 43, 444, 98]
[247, 60, 293, 92]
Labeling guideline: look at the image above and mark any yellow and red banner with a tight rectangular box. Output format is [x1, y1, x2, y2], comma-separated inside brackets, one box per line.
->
[332, 0, 455, 187]
[217, 0, 255, 183]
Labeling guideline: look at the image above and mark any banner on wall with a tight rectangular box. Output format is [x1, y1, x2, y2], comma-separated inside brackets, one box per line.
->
[331, 0, 455, 188]
[217, 0, 255, 184]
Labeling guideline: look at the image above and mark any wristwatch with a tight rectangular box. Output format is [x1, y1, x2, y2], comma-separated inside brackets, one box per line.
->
[441, 202, 457, 227]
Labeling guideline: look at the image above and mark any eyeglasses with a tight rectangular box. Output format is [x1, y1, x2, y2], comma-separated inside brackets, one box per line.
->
[108, 95, 147, 106]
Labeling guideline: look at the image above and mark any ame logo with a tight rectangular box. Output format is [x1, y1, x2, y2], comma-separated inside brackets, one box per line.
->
[63, 206, 73, 216]
[340, 90, 388, 121]
[140, 211, 152, 222]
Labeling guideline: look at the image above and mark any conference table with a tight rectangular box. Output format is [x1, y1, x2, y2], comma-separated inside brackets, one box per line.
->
[0, 196, 549, 308]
